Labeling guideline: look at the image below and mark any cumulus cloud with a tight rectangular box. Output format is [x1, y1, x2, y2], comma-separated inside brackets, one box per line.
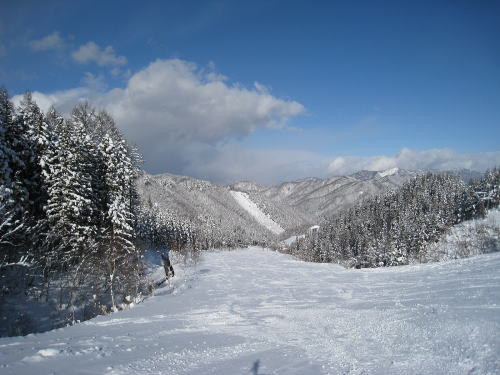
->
[12, 87, 94, 114]
[328, 148, 500, 176]
[103, 59, 304, 145]
[72, 42, 127, 67]
[151, 143, 331, 185]
[12, 57, 498, 184]
[12, 58, 305, 182]
[30, 32, 65, 51]
[81, 72, 107, 91]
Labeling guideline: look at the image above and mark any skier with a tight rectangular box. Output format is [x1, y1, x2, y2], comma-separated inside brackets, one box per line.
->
[160, 248, 175, 280]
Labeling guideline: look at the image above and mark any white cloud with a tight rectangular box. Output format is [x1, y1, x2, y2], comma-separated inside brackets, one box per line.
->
[329, 156, 345, 171]
[12, 87, 96, 115]
[30, 32, 65, 51]
[156, 144, 331, 185]
[12, 57, 498, 184]
[81, 72, 107, 91]
[254, 82, 270, 94]
[72, 42, 127, 67]
[12, 58, 305, 182]
[103, 59, 304, 145]
[328, 148, 500, 176]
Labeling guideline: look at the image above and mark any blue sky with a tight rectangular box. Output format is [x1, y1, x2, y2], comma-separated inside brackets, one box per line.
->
[1, 0, 499, 184]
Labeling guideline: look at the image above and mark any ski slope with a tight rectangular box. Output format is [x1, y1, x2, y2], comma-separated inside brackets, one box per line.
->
[230, 190, 285, 235]
[1, 248, 499, 375]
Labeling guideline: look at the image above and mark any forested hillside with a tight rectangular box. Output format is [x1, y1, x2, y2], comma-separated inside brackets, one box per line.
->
[258, 168, 418, 218]
[0, 88, 150, 334]
[289, 170, 499, 267]
[136, 173, 278, 250]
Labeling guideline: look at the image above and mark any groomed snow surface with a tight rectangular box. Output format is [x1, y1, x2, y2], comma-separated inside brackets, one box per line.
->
[1, 248, 499, 375]
[230, 190, 285, 235]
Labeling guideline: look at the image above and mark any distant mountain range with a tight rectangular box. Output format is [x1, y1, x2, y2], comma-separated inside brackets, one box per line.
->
[232, 168, 418, 219]
[138, 168, 483, 239]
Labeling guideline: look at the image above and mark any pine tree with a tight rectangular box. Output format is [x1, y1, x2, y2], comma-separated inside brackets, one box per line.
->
[16, 93, 52, 252]
[2, 93, 148, 322]
[0, 90, 33, 260]
[45, 117, 97, 268]
[40, 108, 64, 266]
[0, 88, 19, 253]
[98, 133, 138, 309]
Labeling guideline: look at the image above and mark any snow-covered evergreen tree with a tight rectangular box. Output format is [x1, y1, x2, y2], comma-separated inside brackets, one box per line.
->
[0, 88, 19, 254]
[294, 172, 494, 268]
[0, 90, 34, 260]
[98, 134, 138, 309]
[15, 93, 53, 251]
[1, 92, 150, 329]
[45, 114, 97, 269]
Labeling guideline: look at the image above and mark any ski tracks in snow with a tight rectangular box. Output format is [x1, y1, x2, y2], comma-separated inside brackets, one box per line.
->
[1, 248, 499, 374]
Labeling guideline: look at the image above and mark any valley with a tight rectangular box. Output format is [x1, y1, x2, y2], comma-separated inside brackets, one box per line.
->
[138, 167, 422, 243]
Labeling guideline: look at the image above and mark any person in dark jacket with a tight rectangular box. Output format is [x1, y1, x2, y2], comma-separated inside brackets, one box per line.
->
[160, 248, 175, 279]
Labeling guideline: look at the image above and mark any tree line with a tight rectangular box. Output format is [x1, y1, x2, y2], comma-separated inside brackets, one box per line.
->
[288, 170, 499, 267]
[0, 88, 153, 329]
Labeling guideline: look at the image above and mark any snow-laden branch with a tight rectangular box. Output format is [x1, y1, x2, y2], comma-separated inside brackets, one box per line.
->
[0, 255, 32, 269]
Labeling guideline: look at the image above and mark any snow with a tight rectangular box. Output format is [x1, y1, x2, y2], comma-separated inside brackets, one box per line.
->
[0, 255, 32, 268]
[1, 247, 499, 374]
[23, 348, 62, 362]
[425, 208, 500, 262]
[282, 225, 319, 247]
[377, 167, 399, 178]
[283, 234, 305, 246]
[230, 190, 284, 235]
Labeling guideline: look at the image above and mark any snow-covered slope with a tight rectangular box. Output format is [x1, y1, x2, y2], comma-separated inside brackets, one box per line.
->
[1, 248, 499, 375]
[425, 208, 500, 262]
[250, 169, 419, 218]
[230, 191, 285, 235]
[137, 172, 311, 241]
[136, 172, 274, 244]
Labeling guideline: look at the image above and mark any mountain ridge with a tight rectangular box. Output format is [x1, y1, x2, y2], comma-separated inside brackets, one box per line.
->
[139, 168, 484, 240]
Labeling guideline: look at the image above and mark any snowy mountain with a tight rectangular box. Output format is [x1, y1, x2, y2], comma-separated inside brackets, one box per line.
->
[1, 247, 499, 374]
[137, 172, 313, 242]
[238, 168, 419, 219]
[230, 180, 267, 192]
[139, 168, 486, 240]
[349, 170, 379, 181]
[137, 173, 271, 243]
